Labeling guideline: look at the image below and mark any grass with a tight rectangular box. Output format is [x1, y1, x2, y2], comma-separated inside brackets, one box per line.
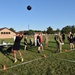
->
[0, 35, 75, 75]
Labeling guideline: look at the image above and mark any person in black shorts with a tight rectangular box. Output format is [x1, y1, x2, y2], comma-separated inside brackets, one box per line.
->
[69, 32, 74, 50]
[37, 34, 41, 53]
[13, 32, 23, 63]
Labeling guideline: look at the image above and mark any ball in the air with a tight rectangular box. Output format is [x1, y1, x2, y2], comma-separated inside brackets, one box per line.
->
[27, 5, 32, 10]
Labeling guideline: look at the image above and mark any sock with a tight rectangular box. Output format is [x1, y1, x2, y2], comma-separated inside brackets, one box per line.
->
[14, 58, 17, 60]
[21, 56, 23, 59]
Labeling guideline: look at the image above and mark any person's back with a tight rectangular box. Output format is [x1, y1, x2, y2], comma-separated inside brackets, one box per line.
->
[14, 34, 23, 44]
[55, 35, 61, 43]
[55, 34, 62, 43]
[39, 35, 42, 43]
[55, 32, 63, 53]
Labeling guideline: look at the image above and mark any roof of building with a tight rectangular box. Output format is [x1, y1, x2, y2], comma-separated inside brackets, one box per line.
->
[0, 27, 16, 33]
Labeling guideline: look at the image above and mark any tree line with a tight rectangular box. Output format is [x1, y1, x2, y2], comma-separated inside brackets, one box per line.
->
[9, 25, 75, 35]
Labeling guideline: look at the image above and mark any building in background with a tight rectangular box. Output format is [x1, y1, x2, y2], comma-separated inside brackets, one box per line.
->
[0, 27, 16, 39]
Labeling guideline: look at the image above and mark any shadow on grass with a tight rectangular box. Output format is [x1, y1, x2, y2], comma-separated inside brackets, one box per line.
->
[27, 49, 38, 53]
[22, 45, 38, 53]
[0, 47, 7, 54]
[0, 47, 14, 62]
[44, 46, 56, 54]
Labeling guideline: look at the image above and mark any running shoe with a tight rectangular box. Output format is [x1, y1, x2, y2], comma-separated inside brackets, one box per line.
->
[14, 59, 17, 63]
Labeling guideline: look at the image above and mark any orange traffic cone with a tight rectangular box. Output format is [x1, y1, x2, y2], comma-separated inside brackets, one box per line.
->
[3, 65, 6, 70]
[44, 54, 46, 58]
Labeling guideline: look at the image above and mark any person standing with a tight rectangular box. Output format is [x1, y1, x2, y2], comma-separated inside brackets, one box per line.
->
[13, 32, 23, 63]
[55, 32, 63, 53]
[30, 37, 33, 47]
[62, 33, 65, 43]
[44, 33, 48, 48]
[37, 34, 41, 53]
[34, 34, 37, 46]
[24, 36, 28, 50]
[39, 33, 44, 51]
[68, 32, 74, 50]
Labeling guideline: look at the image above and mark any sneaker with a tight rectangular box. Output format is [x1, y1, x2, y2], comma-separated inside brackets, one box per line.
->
[21, 58, 24, 62]
[38, 51, 40, 53]
[14, 59, 17, 63]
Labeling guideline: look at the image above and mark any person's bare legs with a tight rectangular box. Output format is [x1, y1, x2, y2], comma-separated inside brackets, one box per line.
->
[13, 50, 16, 59]
[41, 45, 44, 51]
[13, 50, 23, 63]
[24, 45, 27, 50]
[18, 50, 22, 57]
[18, 50, 23, 62]
[38, 46, 40, 53]
[70, 43, 74, 50]
[13, 50, 17, 63]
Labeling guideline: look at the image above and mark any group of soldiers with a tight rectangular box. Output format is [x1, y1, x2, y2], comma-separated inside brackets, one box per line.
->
[54, 31, 74, 53]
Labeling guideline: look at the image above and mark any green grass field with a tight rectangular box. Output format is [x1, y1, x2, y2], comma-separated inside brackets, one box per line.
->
[0, 35, 75, 75]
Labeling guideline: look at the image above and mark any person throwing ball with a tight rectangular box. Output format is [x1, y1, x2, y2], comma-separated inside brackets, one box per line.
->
[13, 32, 24, 63]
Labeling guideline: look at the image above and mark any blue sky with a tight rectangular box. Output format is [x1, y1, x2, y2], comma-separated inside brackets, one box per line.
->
[0, 0, 75, 31]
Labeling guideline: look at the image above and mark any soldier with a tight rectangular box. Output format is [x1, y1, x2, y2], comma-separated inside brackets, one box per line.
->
[44, 33, 48, 48]
[55, 32, 63, 53]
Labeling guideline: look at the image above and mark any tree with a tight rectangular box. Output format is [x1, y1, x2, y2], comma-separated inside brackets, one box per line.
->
[43, 30, 47, 34]
[9, 28, 16, 32]
[47, 26, 53, 34]
[28, 30, 34, 35]
[56, 28, 60, 33]
[71, 25, 75, 33]
[61, 26, 71, 34]
[24, 30, 34, 35]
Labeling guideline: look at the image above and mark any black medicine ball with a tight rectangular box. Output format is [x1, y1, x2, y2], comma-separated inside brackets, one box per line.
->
[27, 5, 32, 10]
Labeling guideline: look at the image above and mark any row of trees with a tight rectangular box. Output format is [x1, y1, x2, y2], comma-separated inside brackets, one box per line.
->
[9, 25, 75, 35]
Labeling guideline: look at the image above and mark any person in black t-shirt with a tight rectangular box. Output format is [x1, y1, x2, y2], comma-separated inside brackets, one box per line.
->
[62, 33, 65, 43]
[13, 32, 23, 63]
[68, 32, 74, 50]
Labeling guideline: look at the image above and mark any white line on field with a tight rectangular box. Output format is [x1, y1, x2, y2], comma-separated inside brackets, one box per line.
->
[0, 57, 42, 71]
[0, 49, 75, 72]
[56, 58, 75, 62]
